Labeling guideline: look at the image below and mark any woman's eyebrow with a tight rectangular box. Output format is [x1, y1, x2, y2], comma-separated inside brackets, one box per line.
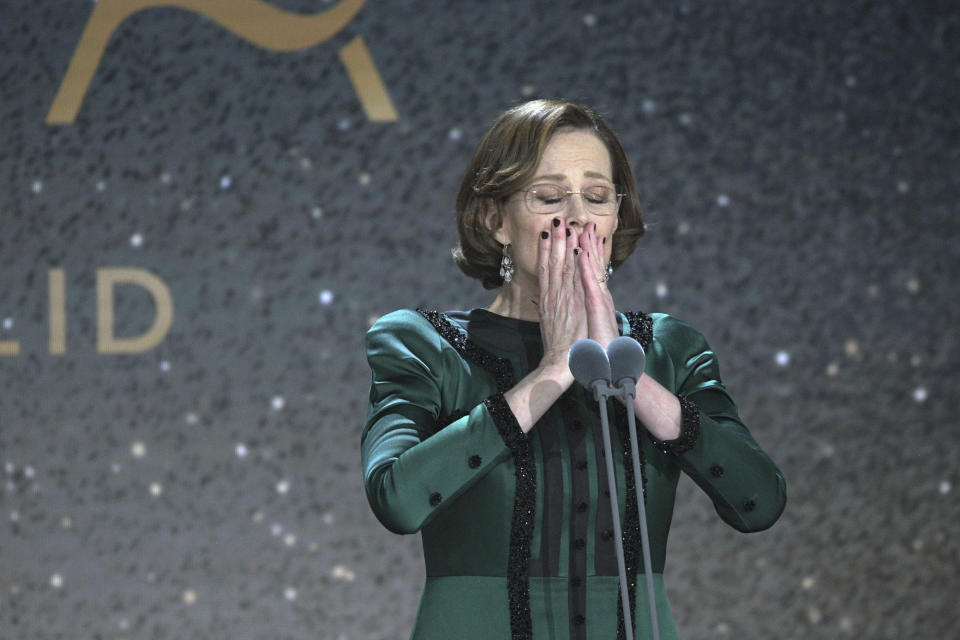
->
[530, 173, 567, 182]
[584, 171, 613, 181]
[531, 172, 613, 182]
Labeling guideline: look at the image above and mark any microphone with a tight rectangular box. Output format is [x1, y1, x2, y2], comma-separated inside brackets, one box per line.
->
[568, 339, 611, 401]
[607, 336, 646, 400]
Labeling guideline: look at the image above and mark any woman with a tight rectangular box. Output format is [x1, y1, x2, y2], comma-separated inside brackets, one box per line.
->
[361, 100, 786, 640]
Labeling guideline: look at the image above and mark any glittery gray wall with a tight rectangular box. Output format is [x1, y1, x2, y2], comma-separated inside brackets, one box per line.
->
[2, 1, 958, 638]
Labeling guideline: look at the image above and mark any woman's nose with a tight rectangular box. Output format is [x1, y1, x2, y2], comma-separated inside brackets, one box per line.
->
[563, 194, 589, 226]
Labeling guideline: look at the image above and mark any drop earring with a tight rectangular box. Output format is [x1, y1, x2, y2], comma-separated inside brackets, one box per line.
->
[500, 244, 515, 283]
[598, 261, 613, 284]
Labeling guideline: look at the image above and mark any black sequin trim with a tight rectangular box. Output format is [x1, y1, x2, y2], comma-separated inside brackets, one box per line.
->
[624, 311, 653, 350]
[484, 394, 528, 450]
[614, 402, 642, 640]
[417, 309, 516, 390]
[651, 395, 701, 456]
[615, 311, 653, 640]
[417, 309, 534, 640]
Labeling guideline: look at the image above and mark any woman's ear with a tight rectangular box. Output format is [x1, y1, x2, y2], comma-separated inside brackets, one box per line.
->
[485, 201, 509, 246]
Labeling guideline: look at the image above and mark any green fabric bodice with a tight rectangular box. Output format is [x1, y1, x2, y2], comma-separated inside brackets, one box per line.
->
[361, 308, 786, 640]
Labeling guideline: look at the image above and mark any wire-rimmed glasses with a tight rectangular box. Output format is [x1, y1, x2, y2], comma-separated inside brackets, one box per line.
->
[519, 183, 623, 216]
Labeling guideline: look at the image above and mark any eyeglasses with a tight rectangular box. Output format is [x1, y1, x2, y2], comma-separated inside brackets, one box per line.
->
[519, 183, 623, 216]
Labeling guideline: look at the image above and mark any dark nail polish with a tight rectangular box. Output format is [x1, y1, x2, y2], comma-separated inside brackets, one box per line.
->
[602, 237, 607, 245]
[553, 218, 561, 227]
[574, 247, 580, 256]
[540, 231, 549, 239]
[565, 228, 571, 237]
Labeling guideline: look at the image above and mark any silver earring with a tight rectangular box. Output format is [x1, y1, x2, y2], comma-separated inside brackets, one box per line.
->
[499, 244, 514, 283]
[597, 262, 613, 284]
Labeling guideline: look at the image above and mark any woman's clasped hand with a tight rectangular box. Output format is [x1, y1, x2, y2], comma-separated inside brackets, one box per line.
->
[535, 217, 621, 372]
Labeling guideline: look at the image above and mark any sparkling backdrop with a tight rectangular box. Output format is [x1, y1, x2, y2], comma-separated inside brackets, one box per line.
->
[1, 1, 959, 639]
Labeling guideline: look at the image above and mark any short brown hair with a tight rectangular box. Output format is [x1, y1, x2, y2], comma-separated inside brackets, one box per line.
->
[453, 99, 645, 289]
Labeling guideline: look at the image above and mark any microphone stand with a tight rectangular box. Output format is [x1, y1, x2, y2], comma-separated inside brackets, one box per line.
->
[589, 380, 637, 640]
[590, 379, 660, 640]
[615, 377, 660, 640]
[570, 339, 659, 640]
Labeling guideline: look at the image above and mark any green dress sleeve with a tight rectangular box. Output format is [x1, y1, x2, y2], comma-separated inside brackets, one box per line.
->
[361, 309, 520, 535]
[652, 314, 787, 532]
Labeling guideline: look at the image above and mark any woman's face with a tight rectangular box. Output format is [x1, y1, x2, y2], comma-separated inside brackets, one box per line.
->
[492, 127, 620, 288]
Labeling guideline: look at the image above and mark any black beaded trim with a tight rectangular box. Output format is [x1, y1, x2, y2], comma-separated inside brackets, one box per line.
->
[484, 393, 536, 639]
[615, 311, 653, 640]
[417, 309, 516, 390]
[651, 395, 701, 456]
[624, 312, 652, 506]
[417, 309, 534, 640]
[624, 311, 653, 351]
[484, 394, 528, 451]
[614, 403, 641, 640]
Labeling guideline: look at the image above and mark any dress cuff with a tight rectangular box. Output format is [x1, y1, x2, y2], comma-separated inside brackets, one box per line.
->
[483, 392, 527, 450]
[650, 395, 700, 456]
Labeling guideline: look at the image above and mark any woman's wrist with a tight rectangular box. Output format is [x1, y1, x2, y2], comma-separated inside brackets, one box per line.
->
[536, 360, 575, 389]
[503, 360, 575, 434]
[632, 374, 682, 441]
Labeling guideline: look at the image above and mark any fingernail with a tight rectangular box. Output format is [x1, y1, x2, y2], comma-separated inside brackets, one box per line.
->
[540, 231, 548, 239]
[565, 228, 571, 237]
[602, 237, 607, 245]
[574, 247, 580, 256]
[552, 218, 561, 227]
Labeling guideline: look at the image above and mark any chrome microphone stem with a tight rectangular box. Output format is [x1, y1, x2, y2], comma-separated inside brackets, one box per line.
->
[592, 380, 635, 640]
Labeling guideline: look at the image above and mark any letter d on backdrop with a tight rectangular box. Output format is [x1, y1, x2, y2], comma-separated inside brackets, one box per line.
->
[97, 268, 174, 354]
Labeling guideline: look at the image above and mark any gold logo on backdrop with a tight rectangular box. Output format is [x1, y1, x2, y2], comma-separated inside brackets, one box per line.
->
[46, 0, 397, 124]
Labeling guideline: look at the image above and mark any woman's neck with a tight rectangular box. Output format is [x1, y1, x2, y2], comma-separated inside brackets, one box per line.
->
[487, 278, 540, 322]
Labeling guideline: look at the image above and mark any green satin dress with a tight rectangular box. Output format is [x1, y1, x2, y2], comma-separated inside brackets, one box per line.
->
[361, 308, 786, 640]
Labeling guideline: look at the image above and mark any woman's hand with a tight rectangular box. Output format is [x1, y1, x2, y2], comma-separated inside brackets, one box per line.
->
[506, 220, 621, 433]
[577, 222, 620, 348]
[503, 218, 587, 432]
[536, 217, 589, 371]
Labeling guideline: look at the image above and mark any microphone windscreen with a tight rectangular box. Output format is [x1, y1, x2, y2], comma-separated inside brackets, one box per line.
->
[568, 339, 611, 388]
[607, 336, 646, 384]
